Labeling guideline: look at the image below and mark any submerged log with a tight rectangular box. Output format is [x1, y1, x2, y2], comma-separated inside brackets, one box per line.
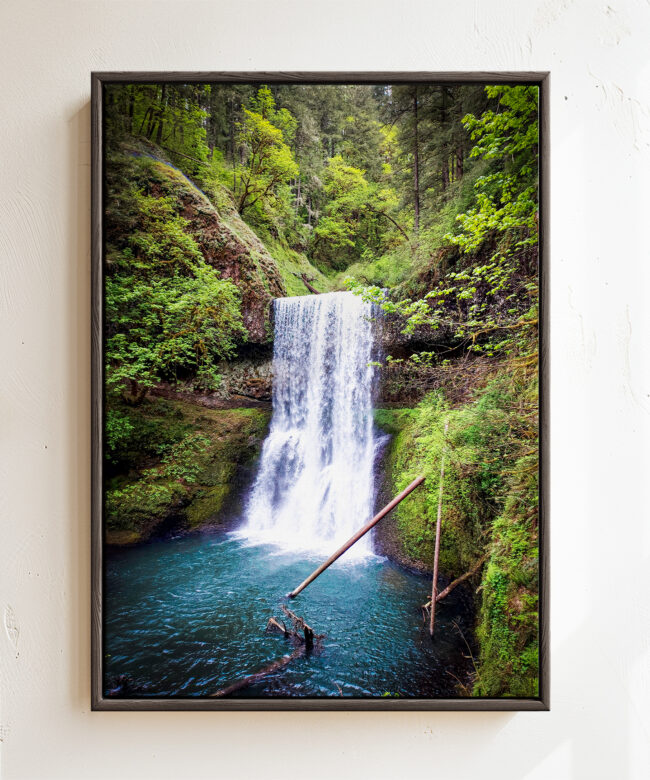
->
[265, 617, 289, 636]
[280, 604, 324, 649]
[210, 648, 304, 698]
[289, 475, 426, 598]
[211, 607, 324, 697]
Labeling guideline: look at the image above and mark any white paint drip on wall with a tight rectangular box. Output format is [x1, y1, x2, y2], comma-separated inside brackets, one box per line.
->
[2, 608, 19, 657]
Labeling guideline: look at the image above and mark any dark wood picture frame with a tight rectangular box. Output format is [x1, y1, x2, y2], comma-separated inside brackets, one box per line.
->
[91, 71, 549, 711]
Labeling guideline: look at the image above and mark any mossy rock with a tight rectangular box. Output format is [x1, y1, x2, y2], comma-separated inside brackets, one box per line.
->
[105, 398, 270, 543]
[186, 485, 231, 528]
[105, 529, 144, 546]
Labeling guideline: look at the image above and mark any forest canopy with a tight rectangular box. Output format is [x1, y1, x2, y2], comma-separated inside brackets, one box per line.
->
[104, 80, 539, 393]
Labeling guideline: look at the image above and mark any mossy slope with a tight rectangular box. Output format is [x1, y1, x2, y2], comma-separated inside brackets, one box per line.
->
[105, 397, 270, 546]
[106, 141, 331, 348]
[375, 367, 539, 697]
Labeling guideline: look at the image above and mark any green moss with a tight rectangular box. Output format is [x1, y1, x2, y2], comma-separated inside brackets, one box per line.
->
[379, 390, 500, 576]
[373, 407, 417, 435]
[264, 237, 334, 296]
[186, 485, 231, 528]
[473, 451, 539, 697]
[379, 366, 539, 697]
[105, 397, 270, 543]
[107, 144, 288, 347]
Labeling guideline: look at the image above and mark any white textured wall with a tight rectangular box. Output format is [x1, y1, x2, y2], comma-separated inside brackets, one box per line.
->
[1, 1, 649, 778]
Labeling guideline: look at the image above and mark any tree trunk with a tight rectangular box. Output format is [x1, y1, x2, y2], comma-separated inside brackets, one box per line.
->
[413, 89, 420, 233]
[155, 85, 166, 145]
[422, 554, 487, 614]
[440, 89, 449, 191]
[289, 475, 425, 598]
[300, 274, 321, 295]
[429, 420, 449, 637]
[228, 96, 235, 163]
[210, 648, 304, 698]
[127, 86, 134, 133]
[441, 160, 449, 191]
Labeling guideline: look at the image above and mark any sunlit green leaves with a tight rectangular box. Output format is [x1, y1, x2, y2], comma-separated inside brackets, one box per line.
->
[105, 192, 245, 397]
[235, 88, 299, 216]
[350, 85, 540, 359]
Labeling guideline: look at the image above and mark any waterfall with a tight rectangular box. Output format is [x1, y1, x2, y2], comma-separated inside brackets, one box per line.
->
[242, 291, 379, 558]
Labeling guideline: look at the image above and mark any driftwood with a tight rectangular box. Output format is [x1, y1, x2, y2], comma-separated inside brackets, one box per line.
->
[421, 554, 488, 620]
[289, 475, 426, 598]
[280, 605, 313, 648]
[429, 420, 449, 637]
[210, 648, 304, 698]
[290, 271, 321, 294]
[265, 617, 289, 637]
[210, 606, 323, 697]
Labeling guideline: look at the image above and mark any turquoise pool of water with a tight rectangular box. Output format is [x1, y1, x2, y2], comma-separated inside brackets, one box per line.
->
[104, 531, 474, 699]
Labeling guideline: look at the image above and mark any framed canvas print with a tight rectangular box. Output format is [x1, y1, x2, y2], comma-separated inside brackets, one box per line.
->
[91, 72, 548, 710]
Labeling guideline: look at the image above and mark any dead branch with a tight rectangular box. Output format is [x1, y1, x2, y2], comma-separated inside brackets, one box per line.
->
[429, 420, 449, 637]
[422, 554, 488, 616]
[210, 607, 324, 697]
[281, 604, 325, 648]
[209, 647, 305, 698]
[265, 617, 288, 637]
[300, 273, 321, 295]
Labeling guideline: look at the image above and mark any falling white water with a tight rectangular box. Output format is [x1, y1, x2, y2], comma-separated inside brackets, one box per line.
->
[242, 291, 379, 558]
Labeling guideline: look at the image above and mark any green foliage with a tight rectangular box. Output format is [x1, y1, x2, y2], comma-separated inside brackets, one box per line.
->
[235, 87, 299, 218]
[349, 85, 539, 359]
[107, 431, 211, 530]
[382, 381, 513, 575]
[105, 408, 134, 463]
[448, 85, 538, 254]
[380, 364, 538, 696]
[105, 83, 212, 178]
[104, 82, 505, 291]
[474, 446, 539, 698]
[263, 237, 333, 296]
[105, 398, 270, 541]
[105, 190, 246, 397]
[105, 397, 189, 473]
[102, 83, 540, 698]
[312, 155, 401, 270]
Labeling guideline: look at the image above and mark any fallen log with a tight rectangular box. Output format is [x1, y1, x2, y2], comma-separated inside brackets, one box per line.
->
[289, 475, 425, 598]
[300, 273, 321, 295]
[421, 554, 488, 618]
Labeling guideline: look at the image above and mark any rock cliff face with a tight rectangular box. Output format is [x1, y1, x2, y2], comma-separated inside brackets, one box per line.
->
[176, 178, 286, 343]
